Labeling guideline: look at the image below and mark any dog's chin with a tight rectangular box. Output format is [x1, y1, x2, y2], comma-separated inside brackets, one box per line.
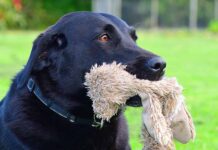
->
[126, 73, 165, 107]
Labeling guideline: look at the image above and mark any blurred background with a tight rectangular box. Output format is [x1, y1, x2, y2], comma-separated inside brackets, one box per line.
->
[0, 0, 218, 150]
[1, 0, 218, 30]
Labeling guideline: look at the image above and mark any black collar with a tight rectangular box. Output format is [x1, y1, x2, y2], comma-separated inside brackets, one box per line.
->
[27, 78, 103, 128]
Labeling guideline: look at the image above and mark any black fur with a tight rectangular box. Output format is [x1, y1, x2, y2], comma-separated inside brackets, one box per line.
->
[0, 12, 165, 150]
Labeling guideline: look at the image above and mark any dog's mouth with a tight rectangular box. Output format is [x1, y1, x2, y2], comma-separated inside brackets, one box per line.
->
[125, 70, 165, 107]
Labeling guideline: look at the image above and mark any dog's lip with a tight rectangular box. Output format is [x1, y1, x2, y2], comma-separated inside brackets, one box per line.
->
[154, 70, 165, 81]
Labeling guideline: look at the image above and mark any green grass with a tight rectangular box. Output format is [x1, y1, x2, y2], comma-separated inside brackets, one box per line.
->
[0, 30, 218, 150]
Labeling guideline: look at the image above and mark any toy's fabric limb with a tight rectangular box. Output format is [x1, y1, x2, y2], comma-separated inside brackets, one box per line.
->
[140, 93, 172, 146]
[171, 102, 196, 143]
[141, 125, 175, 150]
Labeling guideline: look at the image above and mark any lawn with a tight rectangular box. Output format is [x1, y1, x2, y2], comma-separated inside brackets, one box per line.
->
[0, 30, 218, 150]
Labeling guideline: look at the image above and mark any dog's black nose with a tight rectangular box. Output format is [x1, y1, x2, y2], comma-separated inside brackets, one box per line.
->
[145, 57, 166, 72]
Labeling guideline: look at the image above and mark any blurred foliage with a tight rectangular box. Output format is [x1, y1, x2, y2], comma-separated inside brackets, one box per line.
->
[123, 0, 215, 28]
[208, 20, 218, 33]
[0, 0, 91, 30]
[198, 0, 214, 27]
[22, 0, 91, 29]
[158, 0, 189, 27]
[158, 0, 213, 27]
[0, 0, 26, 30]
[0, 0, 217, 29]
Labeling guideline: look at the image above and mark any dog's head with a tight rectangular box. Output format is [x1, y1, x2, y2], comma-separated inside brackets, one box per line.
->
[17, 12, 166, 107]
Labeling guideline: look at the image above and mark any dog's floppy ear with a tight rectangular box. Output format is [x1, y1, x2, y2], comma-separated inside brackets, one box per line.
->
[17, 31, 67, 88]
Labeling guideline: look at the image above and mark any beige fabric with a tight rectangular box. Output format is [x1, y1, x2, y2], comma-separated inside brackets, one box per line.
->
[84, 62, 195, 149]
[171, 103, 196, 143]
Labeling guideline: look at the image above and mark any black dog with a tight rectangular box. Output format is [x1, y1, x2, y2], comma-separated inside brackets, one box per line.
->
[0, 12, 166, 150]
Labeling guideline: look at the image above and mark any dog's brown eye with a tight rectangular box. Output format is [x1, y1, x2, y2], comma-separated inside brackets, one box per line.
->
[98, 34, 110, 42]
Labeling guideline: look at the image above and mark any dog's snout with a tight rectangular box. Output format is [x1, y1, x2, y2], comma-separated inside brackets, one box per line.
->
[145, 57, 166, 72]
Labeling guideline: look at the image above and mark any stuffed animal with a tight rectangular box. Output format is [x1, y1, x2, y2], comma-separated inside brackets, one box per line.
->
[84, 62, 195, 150]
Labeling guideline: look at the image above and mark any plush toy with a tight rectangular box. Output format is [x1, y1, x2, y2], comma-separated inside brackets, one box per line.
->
[84, 62, 195, 150]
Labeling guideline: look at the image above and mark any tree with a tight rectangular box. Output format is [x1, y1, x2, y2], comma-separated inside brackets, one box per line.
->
[215, 0, 218, 20]
[92, 0, 122, 17]
[150, 0, 159, 28]
[189, 0, 198, 29]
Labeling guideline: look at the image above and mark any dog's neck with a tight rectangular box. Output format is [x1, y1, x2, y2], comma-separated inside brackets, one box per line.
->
[31, 72, 94, 119]
[3, 72, 123, 148]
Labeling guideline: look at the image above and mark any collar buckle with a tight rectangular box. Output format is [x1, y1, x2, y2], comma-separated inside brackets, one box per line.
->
[67, 114, 76, 123]
[92, 115, 104, 128]
[27, 78, 35, 92]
